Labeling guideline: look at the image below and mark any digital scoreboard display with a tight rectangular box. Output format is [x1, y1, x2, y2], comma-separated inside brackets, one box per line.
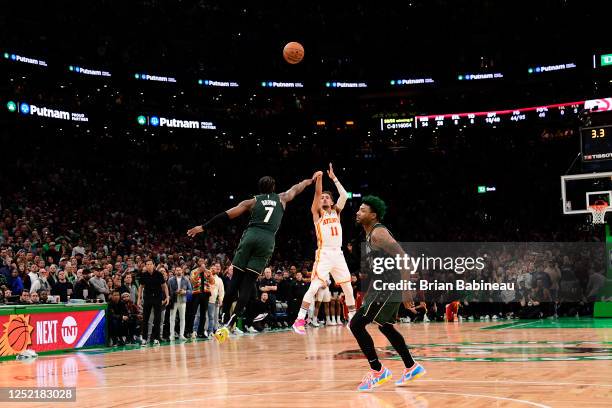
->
[414, 100, 584, 128]
[581, 125, 612, 162]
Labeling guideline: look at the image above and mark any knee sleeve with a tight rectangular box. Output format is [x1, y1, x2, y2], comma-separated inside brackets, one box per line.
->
[302, 279, 323, 304]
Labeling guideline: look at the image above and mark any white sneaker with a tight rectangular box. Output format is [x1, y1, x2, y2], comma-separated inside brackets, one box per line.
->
[153, 339, 160, 346]
[191, 331, 197, 339]
[331, 317, 337, 325]
[423, 315, 430, 323]
[492, 315, 498, 320]
[179, 335, 187, 341]
[247, 326, 258, 333]
[141, 338, 148, 346]
[233, 327, 244, 335]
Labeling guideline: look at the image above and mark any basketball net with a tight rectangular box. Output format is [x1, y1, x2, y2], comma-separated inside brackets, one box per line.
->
[588, 200, 608, 225]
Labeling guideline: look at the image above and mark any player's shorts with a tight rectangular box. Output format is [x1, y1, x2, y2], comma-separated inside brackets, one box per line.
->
[311, 248, 351, 285]
[360, 292, 401, 325]
[316, 286, 331, 302]
[232, 228, 275, 275]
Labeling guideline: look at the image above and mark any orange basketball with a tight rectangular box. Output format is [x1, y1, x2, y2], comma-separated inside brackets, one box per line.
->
[283, 42, 304, 64]
[7, 316, 29, 352]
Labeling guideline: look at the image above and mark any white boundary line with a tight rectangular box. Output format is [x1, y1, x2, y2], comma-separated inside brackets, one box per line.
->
[76, 378, 612, 390]
[130, 390, 552, 408]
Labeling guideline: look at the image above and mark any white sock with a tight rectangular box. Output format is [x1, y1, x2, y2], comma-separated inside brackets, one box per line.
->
[297, 307, 308, 320]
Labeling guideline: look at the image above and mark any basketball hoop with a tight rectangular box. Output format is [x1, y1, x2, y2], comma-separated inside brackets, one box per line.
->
[588, 199, 609, 224]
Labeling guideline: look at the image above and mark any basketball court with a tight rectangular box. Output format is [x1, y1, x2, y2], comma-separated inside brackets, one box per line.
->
[1, 320, 611, 407]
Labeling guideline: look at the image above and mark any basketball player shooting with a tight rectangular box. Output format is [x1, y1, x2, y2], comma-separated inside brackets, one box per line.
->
[292, 163, 356, 335]
[350, 195, 425, 391]
[187, 173, 318, 343]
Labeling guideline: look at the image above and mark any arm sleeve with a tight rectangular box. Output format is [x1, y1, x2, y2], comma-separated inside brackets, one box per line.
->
[202, 211, 230, 229]
[334, 179, 348, 210]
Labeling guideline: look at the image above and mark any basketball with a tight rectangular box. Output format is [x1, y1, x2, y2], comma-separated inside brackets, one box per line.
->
[7, 316, 29, 352]
[283, 42, 304, 64]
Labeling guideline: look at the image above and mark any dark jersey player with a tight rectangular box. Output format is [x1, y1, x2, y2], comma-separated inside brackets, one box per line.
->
[187, 173, 319, 343]
[349, 195, 425, 391]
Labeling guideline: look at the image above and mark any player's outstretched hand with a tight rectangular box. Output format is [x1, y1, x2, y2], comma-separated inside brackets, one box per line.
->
[187, 225, 204, 238]
[312, 171, 323, 182]
[327, 162, 337, 180]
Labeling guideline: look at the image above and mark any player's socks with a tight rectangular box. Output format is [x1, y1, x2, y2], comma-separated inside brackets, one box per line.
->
[331, 316, 338, 325]
[395, 363, 426, 386]
[326, 317, 332, 325]
[357, 366, 392, 391]
[292, 318, 306, 335]
[297, 307, 308, 321]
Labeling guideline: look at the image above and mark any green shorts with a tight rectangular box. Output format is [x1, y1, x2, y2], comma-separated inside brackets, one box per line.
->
[360, 292, 401, 325]
[232, 228, 275, 275]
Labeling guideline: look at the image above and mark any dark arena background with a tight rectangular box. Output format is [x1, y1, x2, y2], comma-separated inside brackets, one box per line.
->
[0, 1, 611, 407]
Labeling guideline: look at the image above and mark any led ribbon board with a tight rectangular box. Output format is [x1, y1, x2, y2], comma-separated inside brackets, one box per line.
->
[134, 73, 177, 83]
[390, 78, 434, 86]
[7, 100, 88, 122]
[260, 81, 304, 88]
[198, 79, 239, 88]
[137, 115, 216, 130]
[528, 62, 576, 74]
[3, 52, 47, 67]
[69, 65, 111, 77]
[457, 73, 503, 80]
[325, 82, 367, 88]
[413, 100, 585, 128]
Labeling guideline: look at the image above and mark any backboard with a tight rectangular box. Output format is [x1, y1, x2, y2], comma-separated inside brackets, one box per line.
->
[561, 171, 612, 214]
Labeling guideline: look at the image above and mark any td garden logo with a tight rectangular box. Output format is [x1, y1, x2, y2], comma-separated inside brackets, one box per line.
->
[0, 314, 34, 357]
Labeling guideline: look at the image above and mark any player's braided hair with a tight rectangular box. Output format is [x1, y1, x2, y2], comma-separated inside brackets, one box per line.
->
[362, 195, 387, 221]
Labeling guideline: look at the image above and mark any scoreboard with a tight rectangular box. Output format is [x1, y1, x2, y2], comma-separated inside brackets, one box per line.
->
[581, 125, 612, 162]
[414, 101, 583, 128]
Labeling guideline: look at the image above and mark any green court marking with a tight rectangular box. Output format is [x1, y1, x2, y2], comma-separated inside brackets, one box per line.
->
[482, 317, 612, 330]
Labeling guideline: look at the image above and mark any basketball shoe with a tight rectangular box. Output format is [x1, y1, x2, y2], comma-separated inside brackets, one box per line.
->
[395, 363, 426, 386]
[357, 366, 392, 391]
[292, 318, 306, 335]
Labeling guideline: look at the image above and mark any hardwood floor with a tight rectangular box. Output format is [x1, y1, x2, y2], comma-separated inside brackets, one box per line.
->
[0, 320, 611, 407]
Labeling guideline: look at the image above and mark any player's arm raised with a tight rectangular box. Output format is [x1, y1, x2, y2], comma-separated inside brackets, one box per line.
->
[311, 171, 323, 222]
[187, 198, 256, 237]
[327, 163, 348, 213]
[280, 171, 321, 207]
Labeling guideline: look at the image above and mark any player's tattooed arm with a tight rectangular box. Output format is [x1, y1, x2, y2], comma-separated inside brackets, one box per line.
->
[327, 163, 347, 212]
[371, 227, 415, 304]
[187, 199, 256, 237]
[281, 171, 321, 207]
[311, 171, 323, 222]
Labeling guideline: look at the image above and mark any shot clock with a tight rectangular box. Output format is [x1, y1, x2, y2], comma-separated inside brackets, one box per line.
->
[581, 125, 612, 162]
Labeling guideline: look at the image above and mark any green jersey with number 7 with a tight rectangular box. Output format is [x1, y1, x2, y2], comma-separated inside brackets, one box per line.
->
[231, 193, 284, 274]
[247, 193, 284, 233]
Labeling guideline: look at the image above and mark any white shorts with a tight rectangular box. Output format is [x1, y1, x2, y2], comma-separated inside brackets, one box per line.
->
[312, 248, 351, 285]
[316, 286, 331, 302]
